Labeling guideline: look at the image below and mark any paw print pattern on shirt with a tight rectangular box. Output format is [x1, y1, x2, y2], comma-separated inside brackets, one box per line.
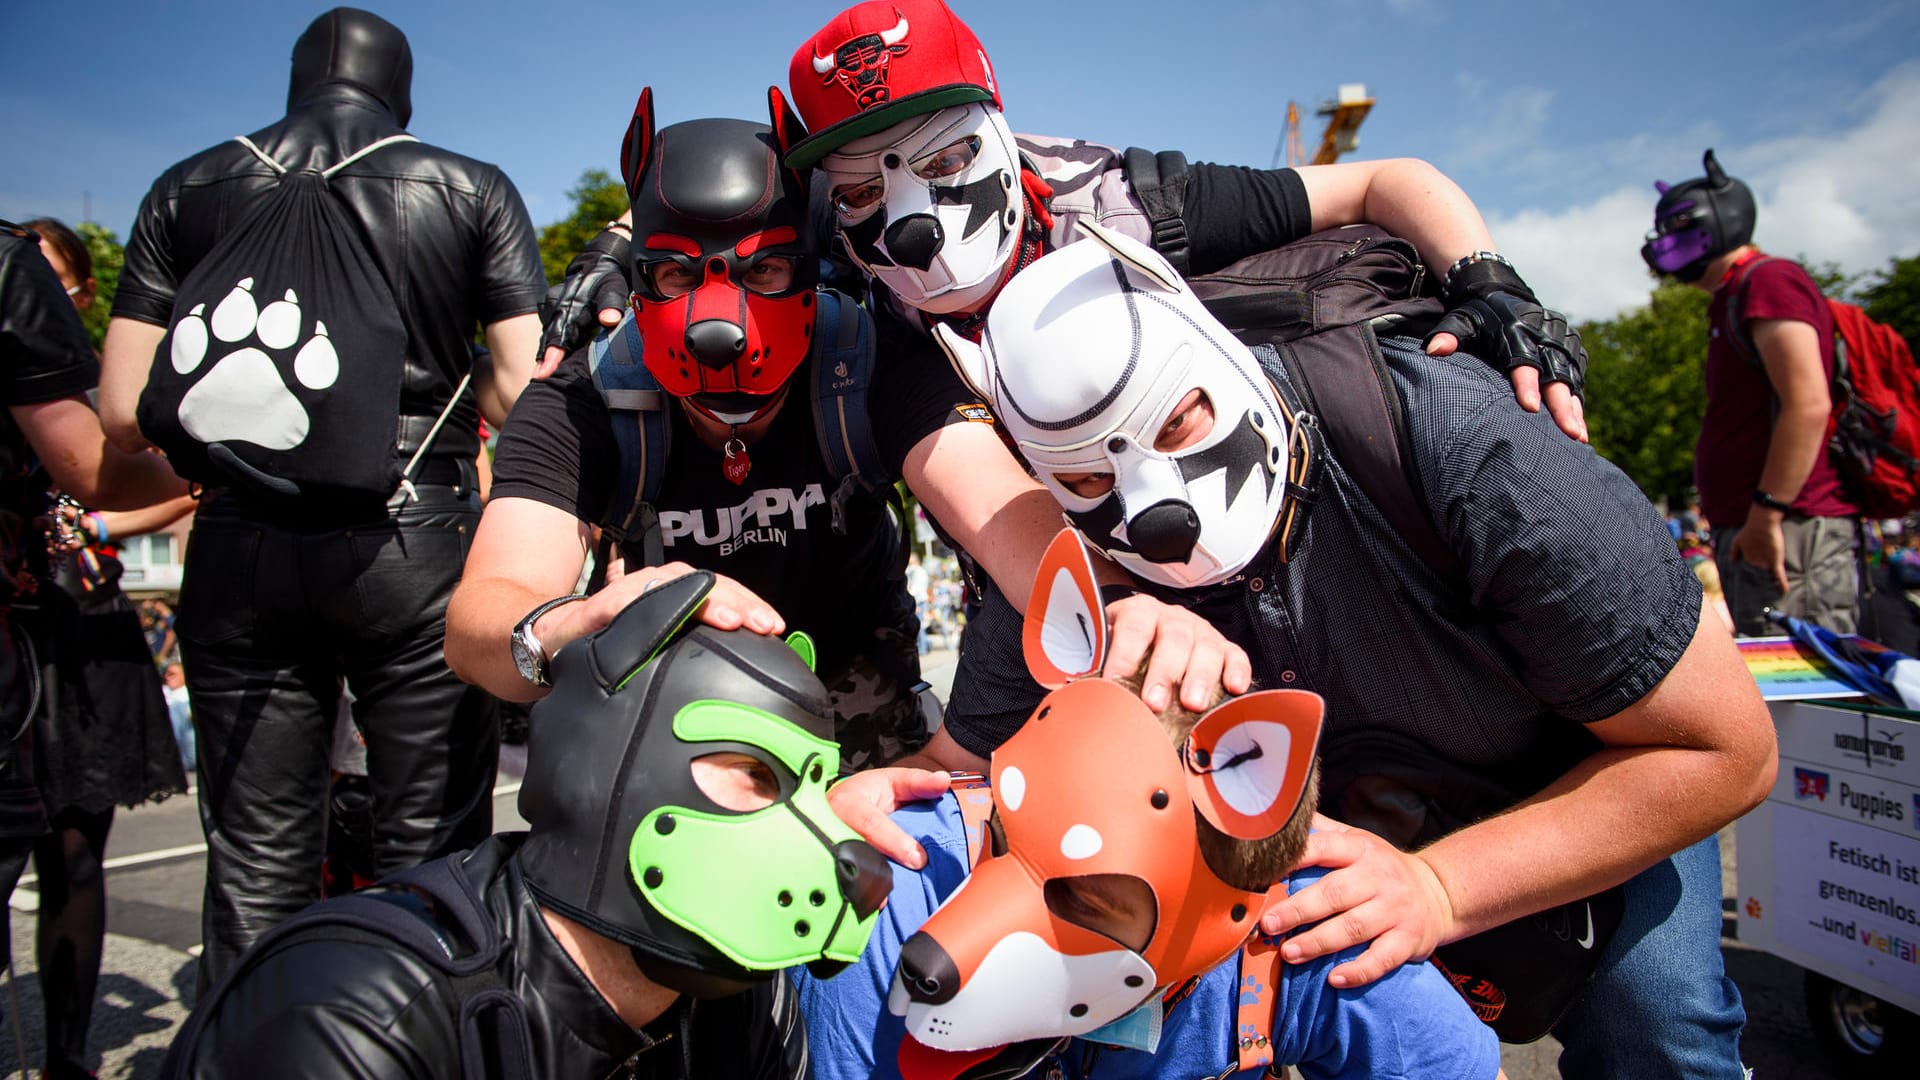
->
[169, 277, 340, 450]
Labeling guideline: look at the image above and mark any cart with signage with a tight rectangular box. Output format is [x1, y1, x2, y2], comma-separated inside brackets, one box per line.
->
[1736, 635, 1920, 1076]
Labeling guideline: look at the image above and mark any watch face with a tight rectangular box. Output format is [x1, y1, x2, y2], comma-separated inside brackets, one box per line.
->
[511, 626, 546, 685]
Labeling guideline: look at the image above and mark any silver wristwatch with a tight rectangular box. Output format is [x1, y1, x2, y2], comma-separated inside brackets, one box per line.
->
[510, 595, 587, 687]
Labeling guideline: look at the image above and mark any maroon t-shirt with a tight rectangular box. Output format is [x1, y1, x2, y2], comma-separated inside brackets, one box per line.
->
[1694, 254, 1854, 529]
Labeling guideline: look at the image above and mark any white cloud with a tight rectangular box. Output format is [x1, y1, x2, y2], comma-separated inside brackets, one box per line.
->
[1491, 190, 1661, 323]
[1449, 85, 1556, 172]
[1488, 61, 1920, 323]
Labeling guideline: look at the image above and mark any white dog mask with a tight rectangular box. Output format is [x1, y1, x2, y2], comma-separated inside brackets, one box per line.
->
[819, 103, 1024, 315]
[935, 222, 1289, 588]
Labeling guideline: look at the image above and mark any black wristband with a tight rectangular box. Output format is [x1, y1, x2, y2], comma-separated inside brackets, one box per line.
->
[1753, 489, 1793, 512]
[582, 226, 631, 263]
[1442, 256, 1539, 305]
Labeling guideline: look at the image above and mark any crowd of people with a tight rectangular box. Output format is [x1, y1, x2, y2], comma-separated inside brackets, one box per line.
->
[28, 0, 1920, 1076]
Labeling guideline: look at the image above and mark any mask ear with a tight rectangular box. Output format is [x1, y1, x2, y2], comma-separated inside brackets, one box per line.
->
[1703, 148, 1727, 188]
[1021, 530, 1107, 689]
[621, 87, 657, 202]
[1071, 218, 1183, 294]
[785, 630, 817, 672]
[766, 86, 810, 192]
[1654, 180, 1672, 195]
[582, 569, 716, 691]
[933, 322, 994, 403]
[1183, 689, 1323, 840]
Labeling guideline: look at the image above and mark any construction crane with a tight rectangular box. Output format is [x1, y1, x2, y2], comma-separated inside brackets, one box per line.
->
[1271, 84, 1375, 169]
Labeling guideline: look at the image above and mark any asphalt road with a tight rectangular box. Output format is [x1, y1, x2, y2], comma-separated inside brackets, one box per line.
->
[0, 647, 1861, 1078]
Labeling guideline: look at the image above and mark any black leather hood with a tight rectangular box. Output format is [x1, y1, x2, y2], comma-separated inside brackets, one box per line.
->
[516, 573, 840, 981]
[289, 7, 413, 128]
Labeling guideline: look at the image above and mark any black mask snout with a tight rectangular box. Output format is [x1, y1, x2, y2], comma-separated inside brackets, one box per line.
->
[1129, 500, 1202, 564]
[897, 932, 962, 1005]
[685, 320, 747, 370]
[835, 839, 892, 921]
[882, 215, 945, 272]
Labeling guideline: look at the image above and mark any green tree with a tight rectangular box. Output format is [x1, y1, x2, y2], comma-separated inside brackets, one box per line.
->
[1580, 282, 1710, 506]
[76, 221, 124, 352]
[1854, 252, 1920, 356]
[538, 169, 628, 286]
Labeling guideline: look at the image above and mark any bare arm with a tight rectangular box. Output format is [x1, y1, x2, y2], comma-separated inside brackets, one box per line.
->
[446, 496, 787, 701]
[98, 316, 166, 453]
[903, 420, 1060, 612]
[1265, 605, 1777, 986]
[93, 493, 198, 539]
[1295, 158, 1495, 275]
[1730, 318, 1831, 589]
[444, 496, 596, 701]
[479, 313, 541, 427]
[1296, 158, 1586, 440]
[1416, 604, 1773, 936]
[12, 396, 188, 510]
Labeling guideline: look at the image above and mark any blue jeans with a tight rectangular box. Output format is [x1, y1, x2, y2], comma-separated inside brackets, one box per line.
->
[169, 697, 197, 774]
[1554, 835, 1747, 1079]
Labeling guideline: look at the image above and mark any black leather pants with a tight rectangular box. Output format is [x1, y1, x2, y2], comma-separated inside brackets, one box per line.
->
[179, 480, 497, 986]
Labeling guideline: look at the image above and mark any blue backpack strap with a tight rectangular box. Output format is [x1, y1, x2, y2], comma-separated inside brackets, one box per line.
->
[808, 290, 912, 580]
[810, 290, 886, 514]
[590, 312, 671, 566]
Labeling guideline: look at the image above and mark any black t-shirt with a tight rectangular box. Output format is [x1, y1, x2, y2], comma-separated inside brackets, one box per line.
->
[492, 315, 978, 675]
[0, 224, 100, 603]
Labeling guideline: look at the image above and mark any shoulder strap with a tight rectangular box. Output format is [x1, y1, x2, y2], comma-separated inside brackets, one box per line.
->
[1120, 147, 1192, 275]
[1235, 931, 1289, 1076]
[1266, 330, 1461, 581]
[809, 290, 905, 580]
[950, 775, 996, 868]
[591, 313, 672, 564]
[810, 290, 887, 490]
[232, 133, 420, 178]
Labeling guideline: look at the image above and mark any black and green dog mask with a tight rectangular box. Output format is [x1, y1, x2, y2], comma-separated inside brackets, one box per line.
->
[516, 572, 890, 996]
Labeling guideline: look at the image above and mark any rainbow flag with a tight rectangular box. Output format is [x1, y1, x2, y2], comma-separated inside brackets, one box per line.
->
[1738, 635, 1863, 702]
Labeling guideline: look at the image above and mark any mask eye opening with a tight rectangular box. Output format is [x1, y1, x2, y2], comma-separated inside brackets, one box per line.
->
[1154, 389, 1216, 454]
[910, 135, 983, 182]
[831, 176, 885, 220]
[1054, 471, 1117, 499]
[639, 254, 703, 300]
[738, 251, 804, 297]
[1042, 874, 1157, 954]
[690, 750, 789, 813]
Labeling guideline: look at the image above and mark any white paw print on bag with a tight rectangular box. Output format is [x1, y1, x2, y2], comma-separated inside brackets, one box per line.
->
[169, 277, 340, 450]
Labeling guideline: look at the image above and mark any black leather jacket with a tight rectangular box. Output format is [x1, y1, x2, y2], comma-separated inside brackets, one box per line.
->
[114, 85, 546, 463]
[171, 834, 808, 1079]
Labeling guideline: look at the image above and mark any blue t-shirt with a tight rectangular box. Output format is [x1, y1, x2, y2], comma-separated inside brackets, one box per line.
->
[793, 794, 1499, 1080]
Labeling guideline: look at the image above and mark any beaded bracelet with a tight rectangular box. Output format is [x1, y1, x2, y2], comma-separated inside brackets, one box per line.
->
[1441, 250, 1513, 294]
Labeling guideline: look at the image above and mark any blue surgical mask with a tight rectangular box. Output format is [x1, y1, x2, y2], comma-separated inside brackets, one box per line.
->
[1080, 998, 1163, 1054]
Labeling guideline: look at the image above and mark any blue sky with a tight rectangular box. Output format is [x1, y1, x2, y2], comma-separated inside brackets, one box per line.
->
[4, 0, 1917, 320]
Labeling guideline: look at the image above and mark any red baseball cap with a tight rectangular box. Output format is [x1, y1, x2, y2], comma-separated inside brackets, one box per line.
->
[784, 0, 1004, 170]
